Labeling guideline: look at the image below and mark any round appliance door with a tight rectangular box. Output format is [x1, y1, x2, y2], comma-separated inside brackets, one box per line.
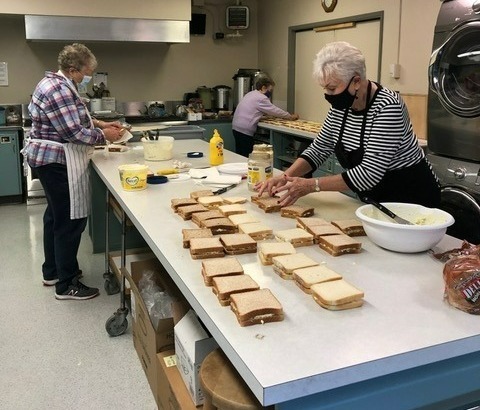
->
[429, 21, 480, 118]
[440, 186, 480, 244]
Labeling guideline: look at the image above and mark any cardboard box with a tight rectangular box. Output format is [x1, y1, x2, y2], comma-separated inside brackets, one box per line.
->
[174, 309, 218, 406]
[157, 350, 199, 410]
[128, 257, 190, 402]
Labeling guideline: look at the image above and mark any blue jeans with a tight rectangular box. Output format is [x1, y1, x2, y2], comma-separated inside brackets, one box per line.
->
[36, 163, 87, 293]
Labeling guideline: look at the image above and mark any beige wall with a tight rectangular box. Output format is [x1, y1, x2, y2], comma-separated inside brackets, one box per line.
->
[0, 1, 442, 107]
[0, 0, 258, 104]
[257, 0, 442, 109]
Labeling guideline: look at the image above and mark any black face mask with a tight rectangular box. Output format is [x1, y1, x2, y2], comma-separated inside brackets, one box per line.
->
[264, 90, 272, 99]
[324, 77, 356, 110]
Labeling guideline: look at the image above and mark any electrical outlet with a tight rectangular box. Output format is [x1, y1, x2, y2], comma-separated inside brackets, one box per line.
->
[390, 63, 401, 79]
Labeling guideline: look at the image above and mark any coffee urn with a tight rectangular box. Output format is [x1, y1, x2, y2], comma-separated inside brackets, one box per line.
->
[213, 85, 231, 111]
[232, 68, 262, 108]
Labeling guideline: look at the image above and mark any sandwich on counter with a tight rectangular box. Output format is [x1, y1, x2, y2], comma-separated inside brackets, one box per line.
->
[330, 219, 366, 236]
[201, 218, 237, 235]
[189, 237, 225, 259]
[223, 196, 247, 204]
[274, 228, 314, 248]
[228, 213, 259, 227]
[257, 242, 296, 266]
[311, 279, 364, 310]
[171, 197, 198, 212]
[212, 274, 260, 306]
[281, 205, 314, 219]
[230, 288, 284, 326]
[271, 253, 319, 280]
[308, 224, 344, 243]
[238, 222, 274, 241]
[317, 234, 362, 256]
[191, 210, 224, 227]
[190, 189, 214, 200]
[177, 204, 209, 220]
[182, 228, 213, 248]
[219, 233, 257, 255]
[201, 257, 244, 286]
[296, 216, 330, 231]
[254, 197, 282, 213]
[218, 204, 247, 217]
[197, 196, 224, 209]
[293, 265, 342, 294]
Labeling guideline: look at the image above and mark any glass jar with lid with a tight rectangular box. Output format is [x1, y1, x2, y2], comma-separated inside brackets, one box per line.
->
[247, 151, 273, 191]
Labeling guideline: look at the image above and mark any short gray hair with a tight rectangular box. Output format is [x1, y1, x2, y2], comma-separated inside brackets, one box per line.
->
[255, 74, 275, 90]
[57, 43, 98, 71]
[312, 41, 366, 84]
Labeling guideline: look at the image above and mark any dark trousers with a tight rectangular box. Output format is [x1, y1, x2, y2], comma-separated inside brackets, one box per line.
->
[36, 163, 87, 293]
[233, 129, 255, 158]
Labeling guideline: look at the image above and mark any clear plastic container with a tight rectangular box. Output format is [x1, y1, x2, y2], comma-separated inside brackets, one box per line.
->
[247, 152, 273, 191]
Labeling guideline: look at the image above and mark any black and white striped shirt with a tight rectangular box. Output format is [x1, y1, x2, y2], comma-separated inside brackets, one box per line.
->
[300, 86, 425, 192]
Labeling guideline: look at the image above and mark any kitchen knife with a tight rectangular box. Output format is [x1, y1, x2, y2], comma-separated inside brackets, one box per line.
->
[362, 197, 414, 225]
[213, 184, 237, 195]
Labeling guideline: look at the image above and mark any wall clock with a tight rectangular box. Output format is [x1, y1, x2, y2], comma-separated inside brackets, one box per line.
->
[322, 0, 338, 13]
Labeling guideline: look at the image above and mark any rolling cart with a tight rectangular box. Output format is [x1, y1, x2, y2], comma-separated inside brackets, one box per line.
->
[104, 189, 129, 337]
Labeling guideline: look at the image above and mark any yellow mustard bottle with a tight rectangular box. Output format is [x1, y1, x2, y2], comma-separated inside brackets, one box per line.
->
[209, 128, 224, 166]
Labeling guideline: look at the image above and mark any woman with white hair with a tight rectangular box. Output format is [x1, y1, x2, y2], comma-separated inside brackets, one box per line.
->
[258, 41, 440, 208]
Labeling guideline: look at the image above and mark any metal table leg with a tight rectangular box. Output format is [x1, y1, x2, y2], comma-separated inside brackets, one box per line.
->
[105, 201, 129, 337]
[103, 189, 120, 295]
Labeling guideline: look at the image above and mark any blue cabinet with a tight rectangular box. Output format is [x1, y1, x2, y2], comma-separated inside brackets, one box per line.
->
[0, 129, 23, 203]
[197, 121, 235, 152]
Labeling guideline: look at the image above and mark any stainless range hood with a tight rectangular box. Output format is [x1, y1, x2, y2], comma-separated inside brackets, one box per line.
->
[25, 15, 190, 43]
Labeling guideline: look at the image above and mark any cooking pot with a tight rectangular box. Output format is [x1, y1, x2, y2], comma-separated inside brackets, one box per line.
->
[146, 101, 166, 118]
[196, 86, 213, 110]
[5, 106, 21, 125]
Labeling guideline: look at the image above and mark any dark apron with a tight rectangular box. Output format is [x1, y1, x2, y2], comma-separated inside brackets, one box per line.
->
[334, 82, 440, 207]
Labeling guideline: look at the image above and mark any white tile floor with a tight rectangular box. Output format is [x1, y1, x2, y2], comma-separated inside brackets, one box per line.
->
[0, 203, 156, 409]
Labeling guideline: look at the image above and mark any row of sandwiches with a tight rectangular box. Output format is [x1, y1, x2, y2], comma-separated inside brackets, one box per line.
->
[201, 257, 284, 326]
[173, 189, 367, 326]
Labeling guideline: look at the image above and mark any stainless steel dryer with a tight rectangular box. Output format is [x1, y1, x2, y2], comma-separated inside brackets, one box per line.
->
[428, 0, 480, 162]
[427, 153, 480, 243]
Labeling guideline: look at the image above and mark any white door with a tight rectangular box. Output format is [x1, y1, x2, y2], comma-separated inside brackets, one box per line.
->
[294, 20, 381, 123]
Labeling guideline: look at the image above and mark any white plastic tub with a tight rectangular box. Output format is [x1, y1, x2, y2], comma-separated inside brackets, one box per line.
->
[141, 136, 174, 161]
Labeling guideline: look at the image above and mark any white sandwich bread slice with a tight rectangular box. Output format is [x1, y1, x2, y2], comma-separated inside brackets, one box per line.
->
[310, 279, 364, 310]
[201, 256, 244, 286]
[197, 196, 224, 208]
[228, 213, 259, 227]
[317, 234, 362, 256]
[230, 288, 284, 326]
[293, 265, 342, 294]
[274, 228, 314, 248]
[238, 222, 273, 241]
[218, 204, 247, 217]
[211, 274, 260, 306]
[271, 253, 319, 280]
[223, 196, 247, 204]
[257, 242, 296, 266]
[189, 237, 225, 260]
[190, 189, 214, 200]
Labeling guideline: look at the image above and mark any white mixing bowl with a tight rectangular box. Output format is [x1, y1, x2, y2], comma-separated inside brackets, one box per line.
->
[355, 202, 455, 253]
